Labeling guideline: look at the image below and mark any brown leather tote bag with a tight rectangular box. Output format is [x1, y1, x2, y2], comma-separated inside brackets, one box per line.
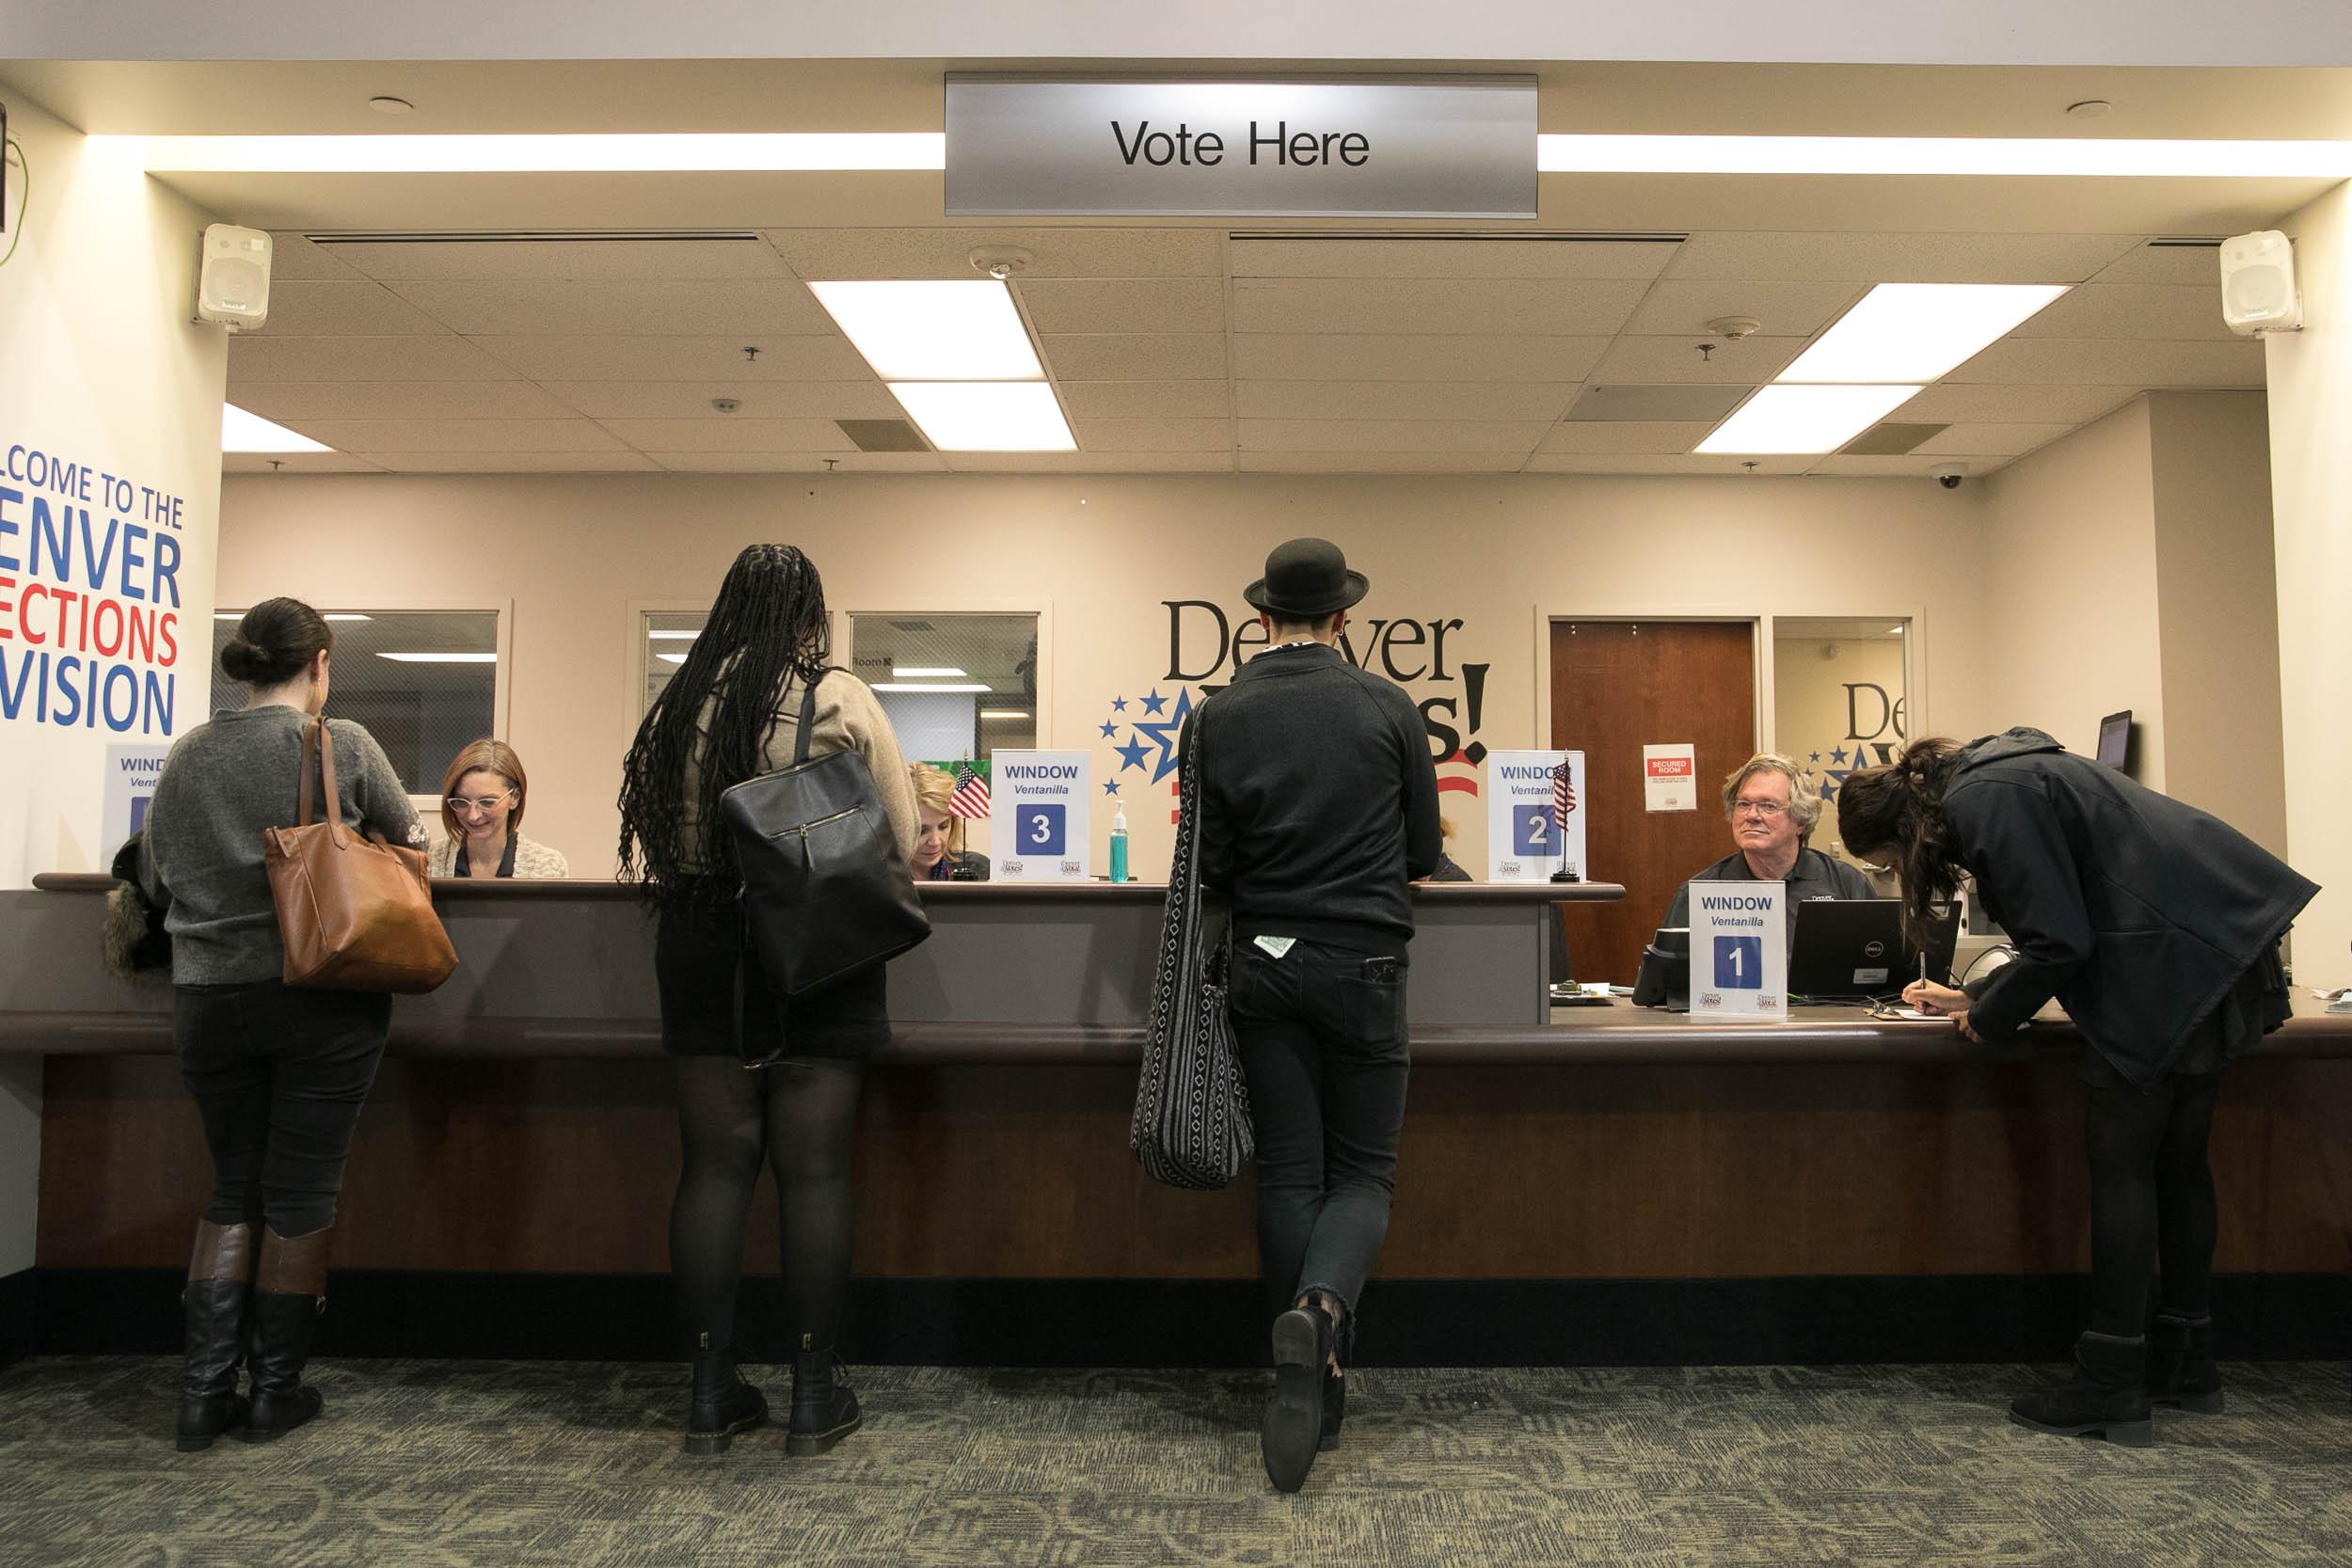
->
[264, 719, 458, 993]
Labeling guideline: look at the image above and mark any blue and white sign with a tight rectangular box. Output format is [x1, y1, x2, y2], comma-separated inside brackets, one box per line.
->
[989, 749, 1092, 881]
[1688, 879, 1786, 1017]
[1484, 749, 1585, 883]
[102, 742, 171, 856]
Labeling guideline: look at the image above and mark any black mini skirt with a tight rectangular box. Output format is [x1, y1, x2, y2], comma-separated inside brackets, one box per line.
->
[654, 900, 889, 1060]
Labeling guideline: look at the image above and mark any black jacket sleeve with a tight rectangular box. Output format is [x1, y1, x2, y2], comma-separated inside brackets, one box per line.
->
[1398, 701, 1442, 881]
[1947, 777, 2092, 1037]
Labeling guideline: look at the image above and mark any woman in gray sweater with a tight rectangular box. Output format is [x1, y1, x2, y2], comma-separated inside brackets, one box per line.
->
[139, 598, 424, 1450]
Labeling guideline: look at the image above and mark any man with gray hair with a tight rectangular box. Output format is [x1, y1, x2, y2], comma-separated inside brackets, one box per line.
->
[1661, 752, 1873, 940]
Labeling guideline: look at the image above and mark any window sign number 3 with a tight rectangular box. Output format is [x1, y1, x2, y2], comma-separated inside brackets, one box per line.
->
[1028, 813, 1052, 845]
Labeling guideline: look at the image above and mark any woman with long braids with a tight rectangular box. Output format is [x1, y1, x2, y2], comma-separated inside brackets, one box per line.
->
[1837, 729, 2315, 1446]
[617, 545, 916, 1456]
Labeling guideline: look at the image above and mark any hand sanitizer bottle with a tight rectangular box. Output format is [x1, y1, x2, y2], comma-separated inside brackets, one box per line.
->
[1109, 800, 1130, 883]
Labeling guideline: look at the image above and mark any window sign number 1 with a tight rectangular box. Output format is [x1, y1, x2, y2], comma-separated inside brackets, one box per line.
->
[1713, 935, 1763, 990]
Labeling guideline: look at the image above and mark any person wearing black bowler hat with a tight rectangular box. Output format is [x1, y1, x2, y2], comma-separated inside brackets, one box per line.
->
[1182, 536, 1442, 1492]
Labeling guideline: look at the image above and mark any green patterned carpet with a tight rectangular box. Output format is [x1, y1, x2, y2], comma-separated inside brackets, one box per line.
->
[1, 1358, 2345, 1567]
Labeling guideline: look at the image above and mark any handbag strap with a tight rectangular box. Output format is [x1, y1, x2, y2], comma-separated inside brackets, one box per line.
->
[296, 717, 347, 847]
[789, 664, 833, 766]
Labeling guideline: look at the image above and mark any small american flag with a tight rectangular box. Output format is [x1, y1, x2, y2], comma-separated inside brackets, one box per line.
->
[1550, 756, 1578, 829]
[949, 761, 992, 818]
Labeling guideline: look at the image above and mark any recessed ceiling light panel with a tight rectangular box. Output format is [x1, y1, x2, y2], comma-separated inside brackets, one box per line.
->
[1695, 385, 1922, 455]
[807, 279, 1042, 381]
[889, 383, 1075, 452]
[1777, 284, 2068, 384]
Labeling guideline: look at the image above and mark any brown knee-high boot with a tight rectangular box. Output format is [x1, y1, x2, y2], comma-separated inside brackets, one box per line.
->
[176, 1220, 257, 1451]
[242, 1227, 333, 1443]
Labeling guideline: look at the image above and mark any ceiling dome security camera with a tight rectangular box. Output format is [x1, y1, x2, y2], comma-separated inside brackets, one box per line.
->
[1930, 463, 1967, 489]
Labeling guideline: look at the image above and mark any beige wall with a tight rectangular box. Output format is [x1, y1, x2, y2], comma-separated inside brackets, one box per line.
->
[2268, 179, 2352, 989]
[216, 470, 1994, 881]
[1980, 397, 2167, 787]
[1771, 633, 1906, 865]
[2147, 389, 2286, 856]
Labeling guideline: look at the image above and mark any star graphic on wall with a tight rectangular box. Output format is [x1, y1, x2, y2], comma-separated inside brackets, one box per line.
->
[1115, 736, 1152, 771]
[1809, 751, 1821, 764]
[1098, 720, 1118, 738]
[1830, 745, 1850, 766]
[1110, 696, 1128, 713]
[1103, 781, 1121, 797]
[1139, 689, 1168, 717]
[1130, 688, 1195, 784]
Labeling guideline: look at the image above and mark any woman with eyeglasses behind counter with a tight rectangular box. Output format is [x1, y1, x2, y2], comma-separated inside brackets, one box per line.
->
[428, 738, 569, 879]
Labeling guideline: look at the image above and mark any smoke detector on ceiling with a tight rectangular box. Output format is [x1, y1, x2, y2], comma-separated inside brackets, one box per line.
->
[1705, 316, 1762, 340]
[969, 245, 1035, 281]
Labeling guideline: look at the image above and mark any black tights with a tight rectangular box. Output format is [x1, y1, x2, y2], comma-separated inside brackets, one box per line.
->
[2085, 1071, 2222, 1337]
[669, 1054, 866, 1354]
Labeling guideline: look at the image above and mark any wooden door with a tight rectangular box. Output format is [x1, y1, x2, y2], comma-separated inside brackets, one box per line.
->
[1551, 620, 1756, 985]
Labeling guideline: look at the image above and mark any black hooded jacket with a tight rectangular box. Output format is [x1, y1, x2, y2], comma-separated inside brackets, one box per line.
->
[1948, 727, 2318, 1084]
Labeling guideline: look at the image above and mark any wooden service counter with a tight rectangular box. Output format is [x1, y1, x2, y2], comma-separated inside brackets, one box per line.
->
[7, 874, 2350, 1366]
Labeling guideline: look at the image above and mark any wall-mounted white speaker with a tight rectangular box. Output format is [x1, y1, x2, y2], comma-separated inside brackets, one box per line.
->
[196, 224, 273, 332]
[2219, 230, 2303, 336]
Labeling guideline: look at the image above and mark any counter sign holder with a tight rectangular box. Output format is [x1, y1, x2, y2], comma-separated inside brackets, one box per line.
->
[1688, 879, 1786, 1017]
[989, 750, 1093, 881]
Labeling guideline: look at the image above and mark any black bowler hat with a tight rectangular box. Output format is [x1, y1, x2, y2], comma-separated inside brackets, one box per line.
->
[1243, 537, 1370, 619]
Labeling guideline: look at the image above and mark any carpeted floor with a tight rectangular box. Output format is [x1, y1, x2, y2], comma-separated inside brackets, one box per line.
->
[0, 1358, 2345, 1567]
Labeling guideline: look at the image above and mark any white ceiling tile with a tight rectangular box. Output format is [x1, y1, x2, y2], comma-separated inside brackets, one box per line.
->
[1058, 381, 1232, 419]
[1946, 338, 2264, 387]
[229, 335, 522, 382]
[1619, 280, 1868, 337]
[1235, 381, 1577, 421]
[945, 451, 1236, 473]
[1232, 335, 1609, 383]
[646, 451, 949, 472]
[1070, 419, 1231, 453]
[1239, 451, 1527, 473]
[1523, 453, 1814, 476]
[1810, 453, 2017, 478]
[2088, 242, 2225, 285]
[251, 280, 453, 337]
[362, 451, 664, 473]
[1564, 384, 1751, 420]
[389, 279, 835, 337]
[1537, 421, 1717, 454]
[1907, 422, 2077, 457]
[1890, 384, 2142, 423]
[1232, 277, 1649, 337]
[597, 418, 872, 452]
[1240, 420, 1549, 453]
[221, 451, 386, 474]
[469, 335, 874, 381]
[542, 380, 901, 420]
[321, 237, 792, 281]
[1586, 335, 1804, 384]
[230, 382, 578, 420]
[1017, 277, 1226, 334]
[262, 233, 367, 281]
[288, 418, 630, 454]
[770, 228, 1224, 280]
[1041, 334, 1227, 380]
[2010, 283, 2236, 341]
[1665, 231, 2140, 284]
[1229, 237, 1678, 280]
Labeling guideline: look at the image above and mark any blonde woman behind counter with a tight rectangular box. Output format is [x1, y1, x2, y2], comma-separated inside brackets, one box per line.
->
[428, 739, 569, 879]
[908, 763, 991, 881]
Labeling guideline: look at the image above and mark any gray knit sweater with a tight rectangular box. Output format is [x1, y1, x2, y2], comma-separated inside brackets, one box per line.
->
[139, 705, 426, 985]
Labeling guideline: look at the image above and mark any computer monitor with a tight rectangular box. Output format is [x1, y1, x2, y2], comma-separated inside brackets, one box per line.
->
[1788, 898, 1958, 1001]
[2095, 709, 2133, 769]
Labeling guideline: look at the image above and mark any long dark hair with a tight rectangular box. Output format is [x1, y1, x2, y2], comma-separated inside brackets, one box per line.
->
[1834, 736, 1968, 949]
[221, 597, 332, 688]
[617, 545, 830, 899]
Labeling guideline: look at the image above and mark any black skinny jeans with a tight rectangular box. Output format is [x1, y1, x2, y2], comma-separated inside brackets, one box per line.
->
[173, 981, 391, 1237]
[1229, 938, 1410, 1348]
[2086, 1070, 2223, 1336]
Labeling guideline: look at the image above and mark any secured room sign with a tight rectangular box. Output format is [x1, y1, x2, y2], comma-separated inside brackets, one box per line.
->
[945, 77, 1537, 219]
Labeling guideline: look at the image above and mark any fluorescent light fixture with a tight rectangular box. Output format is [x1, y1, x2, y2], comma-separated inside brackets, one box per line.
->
[1695, 385, 1921, 455]
[324, 613, 373, 623]
[1891, 626, 1906, 634]
[646, 630, 699, 641]
[376, 652, 499, 663]
[659, 653, 690, 665]
[892, 666, 967, 678]
[222, 404, 331, 454]
[807, 280, 1042, 381]
[978, 708, 1031, 720]
[215, 612, 241, 621]
[1778, 284, 2068, 384]
[871, 682, 993, 693]
[1535, 135, 2352, 179]
[142, 133, 946, 173]
[889, 383, 1075, 452]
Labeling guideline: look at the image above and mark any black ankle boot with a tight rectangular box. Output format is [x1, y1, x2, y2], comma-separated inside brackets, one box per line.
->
[243, 1227, 331, 1443]
[685, 1336, 768, 1456]
[2010, 1330, 2153, 1447]
[2149, 1310, 2224, 1414]
[1319, 1365, 1345, 1454]
[175, 1220, 255, 1451]
[1263, 1304, 1336, 1493]
[787, 1341, 862, 1456]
